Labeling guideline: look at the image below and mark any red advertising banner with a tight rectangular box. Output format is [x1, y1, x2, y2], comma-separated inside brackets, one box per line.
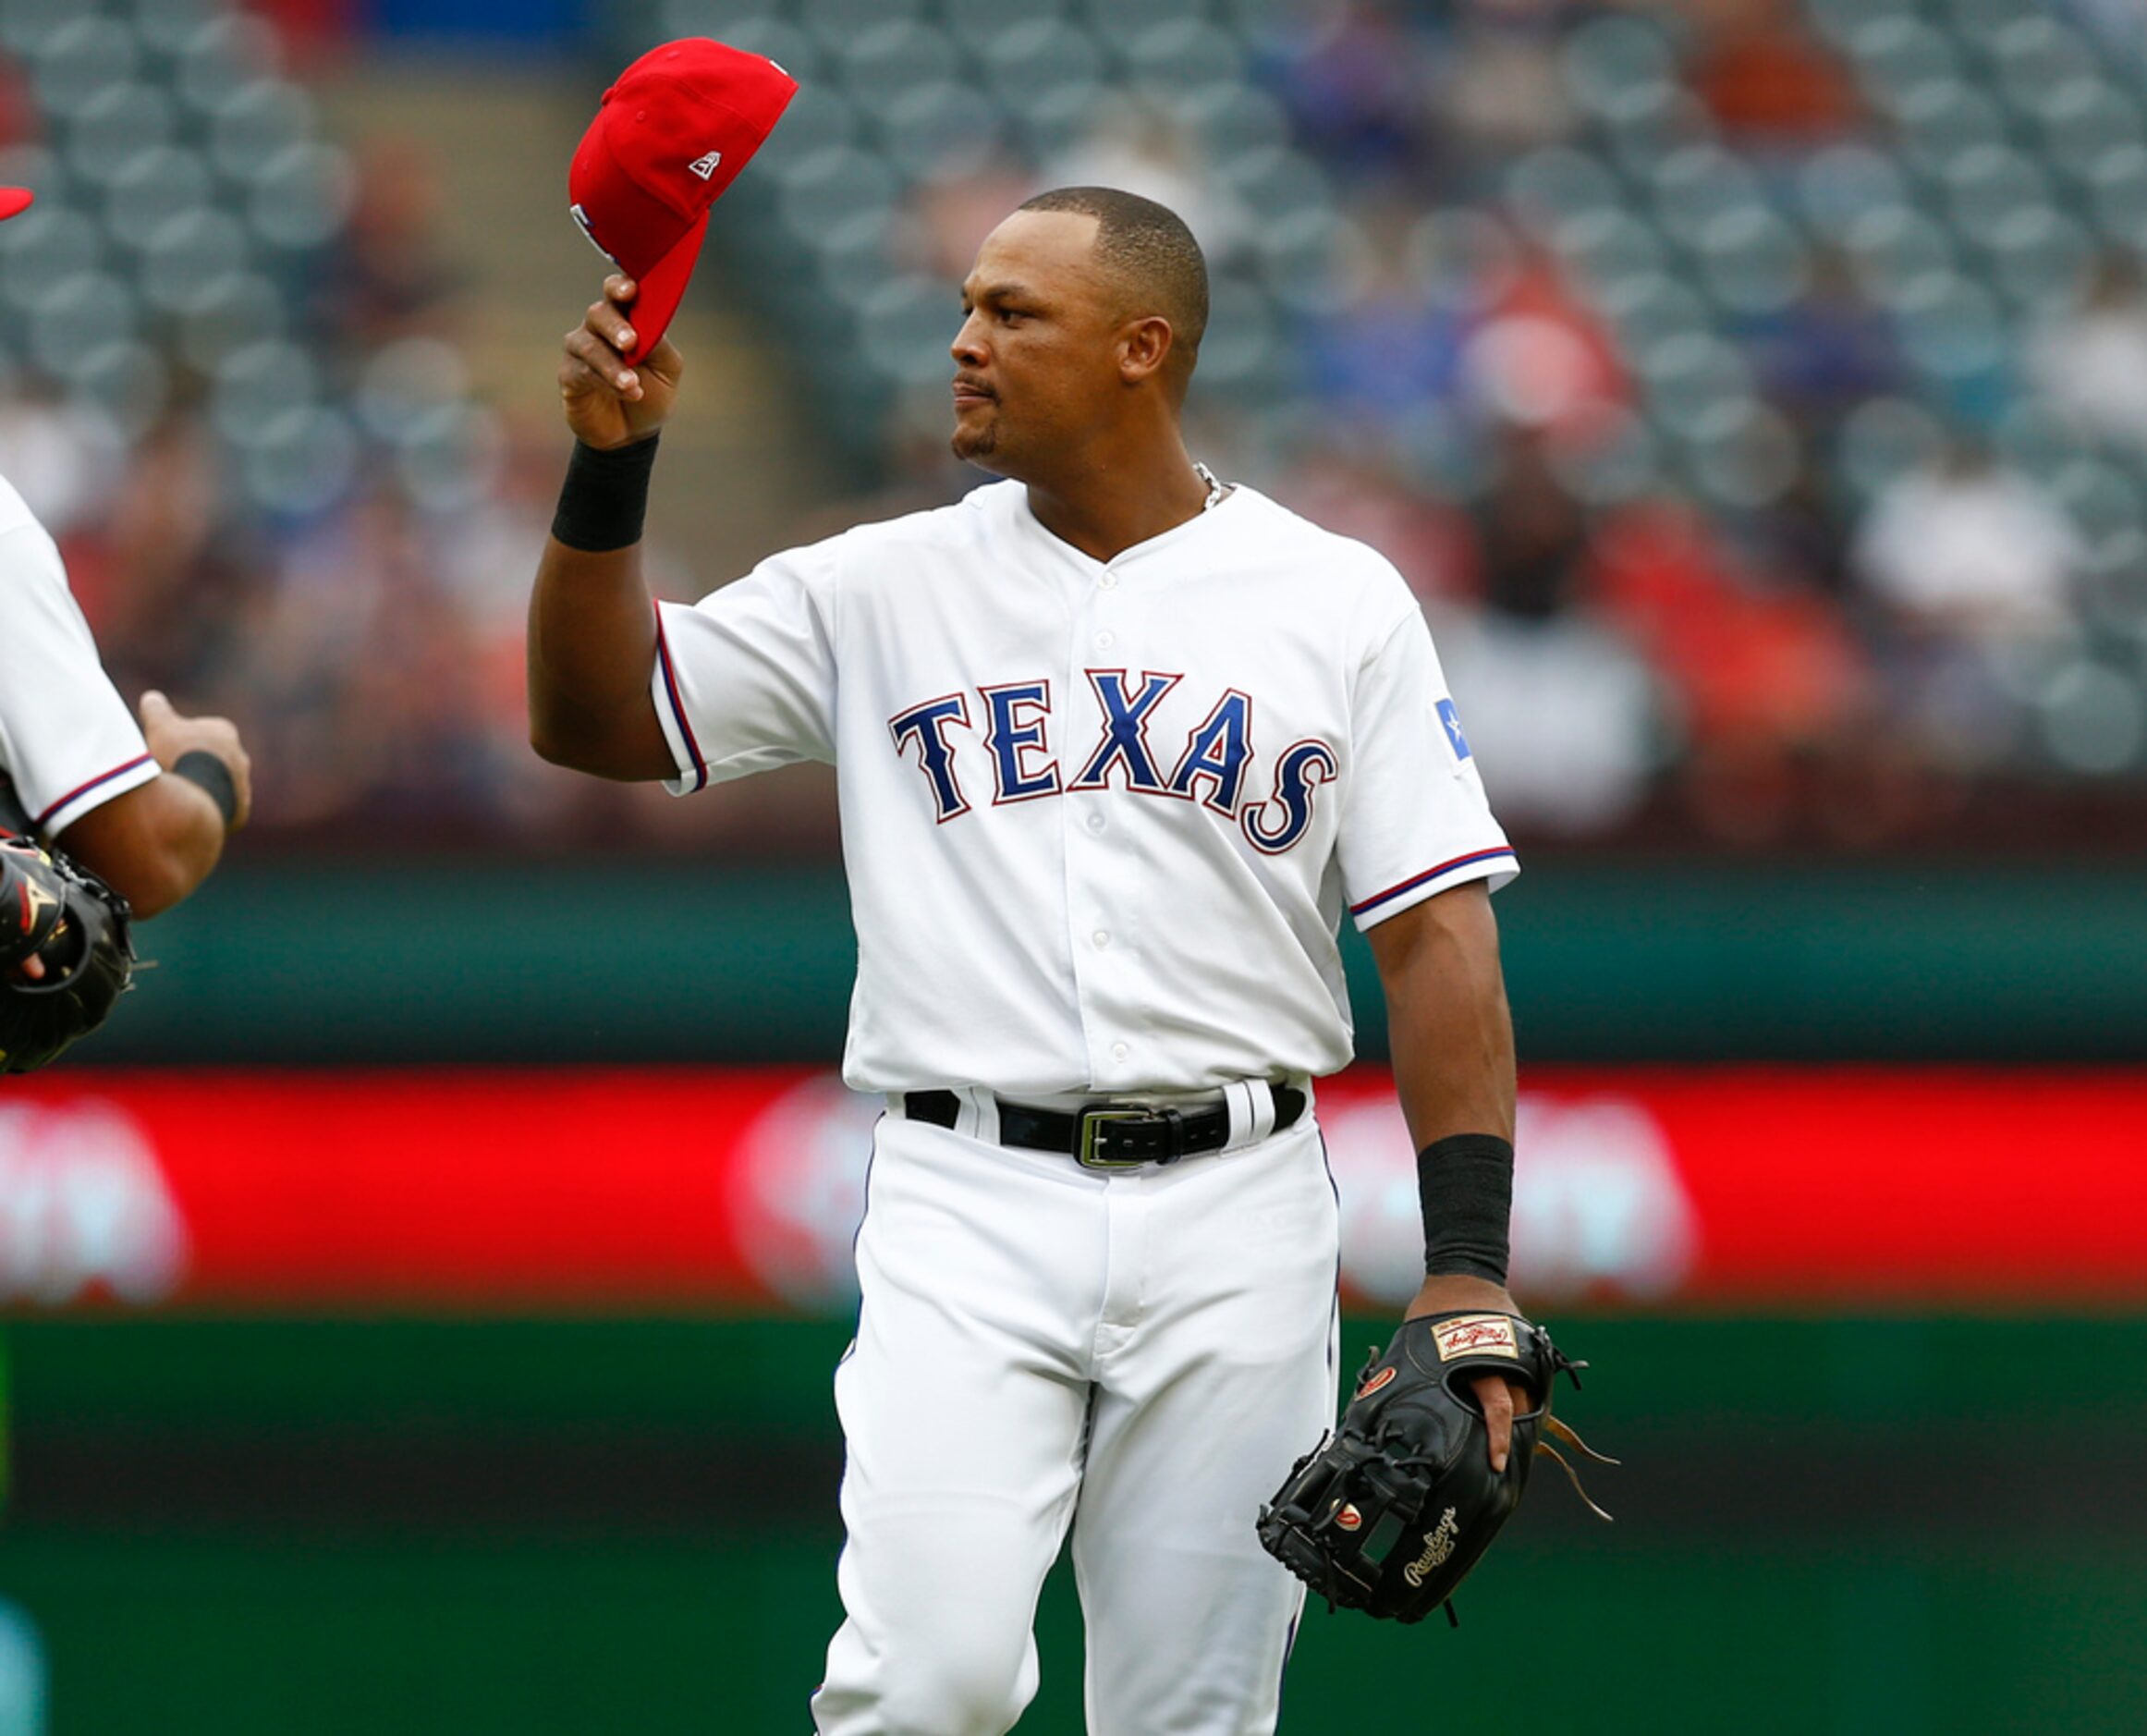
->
[0, 1068, 2141, 1313]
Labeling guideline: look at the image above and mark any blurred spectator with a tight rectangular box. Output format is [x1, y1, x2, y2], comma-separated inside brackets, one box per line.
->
[1590, 495, 1868, 841]
[0, 58, 36, 147]
[310, 140, 462, 357]
[1747, 448, 1854, 599]
[1851, 440, 2086, 776]
[1434, 602, 1660, 837]
[1043, 98, 1249, 261]
[1473, 423, 1590, 619]
[1745, 248, 1909, 447]
[1854, 439, 2084, 643]
[249, 1, 363, 65]
[1437, 5, 1577, 164]
[908, 160, 1040, 282]
[2026, 252, 2147, 452]
[1457, 250, 1628, 437]
[0, 384, 124, 543]
[1295, 199, 1475, 432]
[1433, 430, 1661, 835]
[242, 484, 493, 830]
[75, 405, 260, 706]
[1268, 0, 1439, 184]
[1688, 0, 1862, 151]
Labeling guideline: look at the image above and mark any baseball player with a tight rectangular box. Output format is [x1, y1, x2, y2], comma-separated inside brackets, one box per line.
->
[1, 185, 250, 998]
[535, 179, 1529, 1731]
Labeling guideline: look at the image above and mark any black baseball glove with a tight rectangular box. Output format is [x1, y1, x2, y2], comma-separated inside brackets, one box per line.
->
[1257, 1310, 1614, 1625]
[0, 828, 136, 1074]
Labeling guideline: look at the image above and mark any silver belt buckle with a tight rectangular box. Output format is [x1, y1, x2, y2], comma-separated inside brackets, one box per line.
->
[1078, 1107, 1151, 1170]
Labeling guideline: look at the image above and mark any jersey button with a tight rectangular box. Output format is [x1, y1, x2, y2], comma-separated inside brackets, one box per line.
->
[1111, 1041, 1130, 1061]
[1085, 812, 1105, 833]
[1095, 630, 1116, 649]
[1092, 929, 1110, 948]
[1099, 572, 1119, 590]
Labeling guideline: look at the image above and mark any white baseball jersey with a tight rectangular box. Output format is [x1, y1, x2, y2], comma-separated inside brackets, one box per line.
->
[652, 478, 1516, 1097]
[0, 470, 157, 836]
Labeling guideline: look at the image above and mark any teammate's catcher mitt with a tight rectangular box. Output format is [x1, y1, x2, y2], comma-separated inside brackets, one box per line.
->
[0, 829, 136, 1074]
[1257, 1311, 1614, 1625]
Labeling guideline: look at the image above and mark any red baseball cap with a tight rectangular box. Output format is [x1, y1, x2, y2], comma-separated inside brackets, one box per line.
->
[568, 39, 797, 365]
[0, 188, 32, 223]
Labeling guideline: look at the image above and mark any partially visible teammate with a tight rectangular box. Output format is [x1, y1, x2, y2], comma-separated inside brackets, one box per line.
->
[535, 184, 1528, 1735]
[2, 186, 250, 997]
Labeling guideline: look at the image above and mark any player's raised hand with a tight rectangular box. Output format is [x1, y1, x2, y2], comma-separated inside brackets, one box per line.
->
[560, 274, 683, 450]
[140, 691, 252, 830]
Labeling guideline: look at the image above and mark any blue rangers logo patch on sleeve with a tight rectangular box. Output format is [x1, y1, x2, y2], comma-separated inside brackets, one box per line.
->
[1436, 699, 1471, 763]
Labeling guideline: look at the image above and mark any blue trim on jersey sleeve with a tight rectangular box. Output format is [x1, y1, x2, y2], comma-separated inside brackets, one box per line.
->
[1348, 846, 1516, 918]
[34, 753, 156, 829]
[653, 608, 709, 793]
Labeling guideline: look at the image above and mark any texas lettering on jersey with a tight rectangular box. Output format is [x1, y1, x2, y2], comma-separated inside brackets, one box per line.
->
[888, 671, 1337, 853]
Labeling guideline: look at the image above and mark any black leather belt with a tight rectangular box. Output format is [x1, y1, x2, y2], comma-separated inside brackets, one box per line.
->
[904, 1085, 1306, 1170]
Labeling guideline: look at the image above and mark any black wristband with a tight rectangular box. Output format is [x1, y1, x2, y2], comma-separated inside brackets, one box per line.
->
[551, 434, 660, 553]
[1418, 1132, 1515, 1284]
[171, 751, 238, 828]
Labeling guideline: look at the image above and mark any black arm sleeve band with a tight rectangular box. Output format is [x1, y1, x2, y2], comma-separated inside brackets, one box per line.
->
[1418, 1132, 1515, 1283]
[550, 435, 660, 553]
[171, 752, 238, 829]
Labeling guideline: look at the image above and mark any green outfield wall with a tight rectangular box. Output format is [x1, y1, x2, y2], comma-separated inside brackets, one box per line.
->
[3, 1316, 2143, 1736]
[72, 857, 2147, 1065]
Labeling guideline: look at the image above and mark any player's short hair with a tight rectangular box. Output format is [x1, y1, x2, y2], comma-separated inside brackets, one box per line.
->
[1019, 186, 1209, 368]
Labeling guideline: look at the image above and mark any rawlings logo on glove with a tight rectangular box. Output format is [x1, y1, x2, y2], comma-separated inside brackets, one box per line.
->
[1400, 1507, 1459, 1587]
[1256, 1311, 1615, 1625]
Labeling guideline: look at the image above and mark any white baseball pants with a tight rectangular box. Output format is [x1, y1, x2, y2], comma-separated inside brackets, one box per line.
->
[811, 1096, 1340, 1736]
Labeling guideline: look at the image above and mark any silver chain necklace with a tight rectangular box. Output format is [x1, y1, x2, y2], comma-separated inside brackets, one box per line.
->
[1194, 461, 1229, 511]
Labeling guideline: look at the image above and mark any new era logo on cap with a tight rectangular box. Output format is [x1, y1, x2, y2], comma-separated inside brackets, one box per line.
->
[568, 39, 797, 364]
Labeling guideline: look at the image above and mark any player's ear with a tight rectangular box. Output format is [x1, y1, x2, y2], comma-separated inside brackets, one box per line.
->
[1117, 315, 1173, 385]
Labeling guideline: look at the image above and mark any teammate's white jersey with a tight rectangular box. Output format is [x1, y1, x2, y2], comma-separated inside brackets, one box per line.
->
[653, 479, 1516, 1097]
[0, 471, 156, 836]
